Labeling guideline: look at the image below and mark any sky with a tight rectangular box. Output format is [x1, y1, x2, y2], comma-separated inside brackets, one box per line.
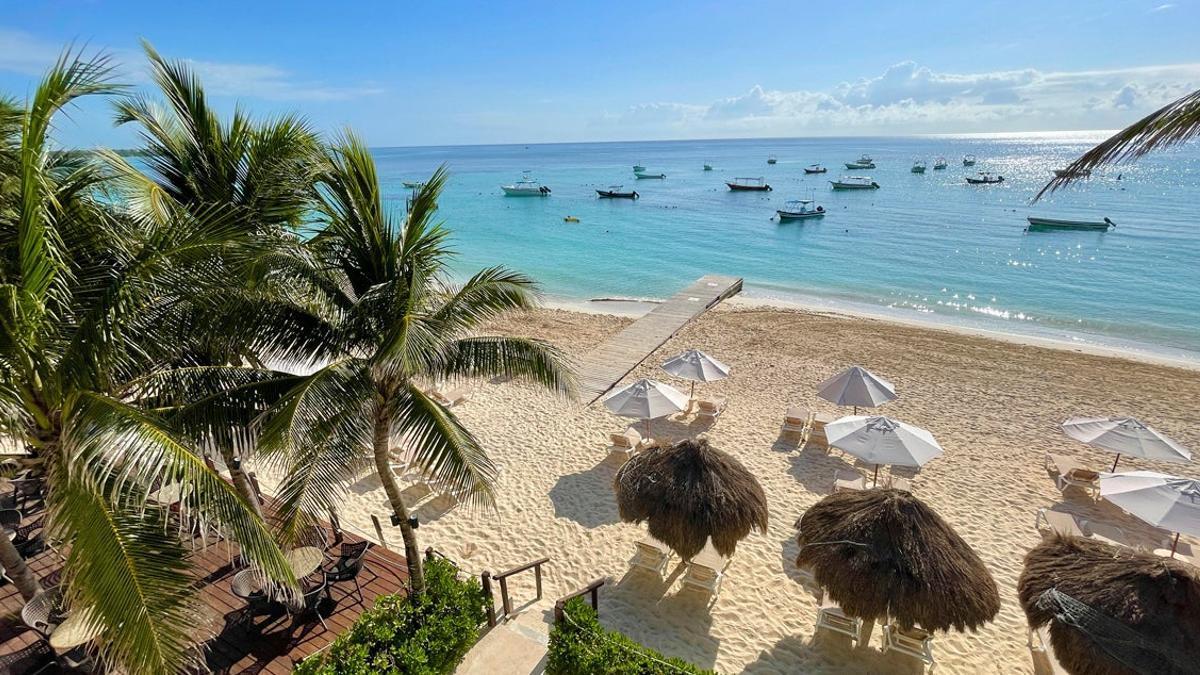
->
[2, 0, 1198, 148]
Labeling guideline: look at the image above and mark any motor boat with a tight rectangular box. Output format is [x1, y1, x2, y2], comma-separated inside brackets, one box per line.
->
[804, 164, 827, 174]
[501, 173, 551, 196]
[933, 157, 948, 170]
[776, 199, 826, 220]
[703, 163, 713, 171]
[962, 155, 977, 166]
[965, 172, 1004, 185]
[633, 164, 646, 172]
[726, 177, 772, 191]
[634, 171, 666, 179]
[911, 160, 927, 174]
[767, 155, 778, 164]
[1026, 216, 1114, 232]
[596, 185, 639, 199]
[830, 176, 880, 190]
[845, 153, 876, 169]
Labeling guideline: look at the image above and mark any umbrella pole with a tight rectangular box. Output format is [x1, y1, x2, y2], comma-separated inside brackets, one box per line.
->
[1172, 532, 1180, 557]
[690, 382, 696, 412]
[645, 418, 652, 440]
[1111, 454, 1121, 473]
[873, 464, 879, 488]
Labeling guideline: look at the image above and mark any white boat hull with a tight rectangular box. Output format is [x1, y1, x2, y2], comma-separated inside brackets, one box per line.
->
[502, 186, 549, 196]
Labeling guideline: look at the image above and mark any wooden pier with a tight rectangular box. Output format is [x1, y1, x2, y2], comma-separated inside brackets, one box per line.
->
[576, 274, 743, 404]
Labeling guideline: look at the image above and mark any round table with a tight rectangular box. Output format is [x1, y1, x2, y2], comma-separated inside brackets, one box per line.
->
[285, 546, 325, 579]
[49, 606, 102, 651]
[149, 482, 188, 506]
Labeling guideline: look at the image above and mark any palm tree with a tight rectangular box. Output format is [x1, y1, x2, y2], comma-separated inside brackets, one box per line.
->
[101, 42, 325, 515]
[256, 134, 574, 593]
[0, 50, 294, 675]
[1036, 87, 1200, 200]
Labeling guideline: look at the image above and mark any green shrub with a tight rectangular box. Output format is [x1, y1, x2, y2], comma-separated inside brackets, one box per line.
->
[294, 557, 491, 675]
[546, 597, 715, 674]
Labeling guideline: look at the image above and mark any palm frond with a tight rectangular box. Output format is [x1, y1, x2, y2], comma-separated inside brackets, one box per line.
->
[1036, 87, 1200, 200]
[435, 335, 576, 398]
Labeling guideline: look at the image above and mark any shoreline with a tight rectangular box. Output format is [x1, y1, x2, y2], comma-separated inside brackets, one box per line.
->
[542, 293, 1200, 372]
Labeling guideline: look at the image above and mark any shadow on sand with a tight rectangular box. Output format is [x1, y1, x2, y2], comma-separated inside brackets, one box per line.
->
[548, 461, 621, 528]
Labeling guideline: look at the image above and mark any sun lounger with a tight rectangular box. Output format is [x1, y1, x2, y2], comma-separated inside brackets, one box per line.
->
[681, 543, 728, 600]
[1028, 625, 1069, 675]
[884, 475, 912, 492]
[695, 397, 727, 422]
[881, 622, 935, 671]
[781, 406, 812, 436]
[1044, 453, 1100, 498]
[1034, 508, 1087, 537]
[833, 469, 866, 493]
[809, 413, 835, 448]
[630, 535, 672, 576]
[429, 385, 469, 407]
[608, 427, 649, 462]
[814, 592, 862, 643]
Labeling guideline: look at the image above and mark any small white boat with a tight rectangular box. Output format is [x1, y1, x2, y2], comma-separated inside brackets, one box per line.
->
[632, 164, 646, 172]
[767, 155, 777, 164]
[1026, 216, 1114, 232]
[962, 154, 977, 166]
[501, 173, 551, 196]
[804, 164, 827, 174]
[703, 163, 713, 171]
[933, 157, 947, 170]
[911, 159, 927, 174]
[634, 171, 666, 179]
[402, 181, 424, 189]
[830, 176, 880, 190]
[776, 199, 826, 220]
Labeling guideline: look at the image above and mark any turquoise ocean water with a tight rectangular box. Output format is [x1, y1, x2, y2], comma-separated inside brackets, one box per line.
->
[372, 134, 1199, 361]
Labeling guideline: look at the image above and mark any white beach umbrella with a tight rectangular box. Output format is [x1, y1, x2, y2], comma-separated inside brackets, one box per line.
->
[1099, 471, 1200, 556]
[1062, 416, 1191, 472]
[816, 366, 897, 414]
[824, 415, 944, 485]
[603, 378, 689, 437]
[661, 349, 730, 399]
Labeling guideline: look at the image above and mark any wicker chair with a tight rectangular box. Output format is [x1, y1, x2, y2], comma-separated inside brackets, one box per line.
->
[0, 639, 54, 675]
[288, 579, 330, 629]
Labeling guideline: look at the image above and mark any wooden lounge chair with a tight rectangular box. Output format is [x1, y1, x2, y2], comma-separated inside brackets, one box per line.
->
[781, 406, 812, 438]
[1028, 624, 1069, 675]
[428, 384, 468, 407]
[608, 427, 649, 462]
[881, 622, 936, 671]
[833, 469, 866, 493]
[630, 535, 672, 576]
[809, 412, 836, 449]
[884, 475, 912, 492]
[814, 592, 862, 643]
[1034, 508, 1087, 537]
[680, 543, 729, 600]
[1044, 453, 1100, 498]
[695, 397, 727, 422]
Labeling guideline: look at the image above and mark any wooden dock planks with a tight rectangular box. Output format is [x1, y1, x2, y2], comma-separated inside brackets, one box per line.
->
[576, 274, 743, 404]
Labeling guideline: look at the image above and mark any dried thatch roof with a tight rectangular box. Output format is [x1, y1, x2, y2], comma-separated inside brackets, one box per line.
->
[1018, 534, 1200, 675]
[796, 488, 999, 632]
[613, 438, 768, 560]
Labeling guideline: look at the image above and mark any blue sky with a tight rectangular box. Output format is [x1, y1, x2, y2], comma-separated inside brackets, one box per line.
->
[2, 0, 1197, 147]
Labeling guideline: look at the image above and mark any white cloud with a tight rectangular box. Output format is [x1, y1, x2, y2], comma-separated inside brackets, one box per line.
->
[1151, 3, 1175, 12]
[0, 28, 382, 102]
[600, 61, 1200, 137]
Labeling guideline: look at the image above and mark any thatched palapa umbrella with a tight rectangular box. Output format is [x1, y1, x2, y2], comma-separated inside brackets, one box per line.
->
[796, 489, 999, 632]
[1018, 534, 1200, 675]
[614, 438, 768, 560]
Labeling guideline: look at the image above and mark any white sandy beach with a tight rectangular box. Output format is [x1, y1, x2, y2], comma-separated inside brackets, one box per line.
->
[259, 303, 1200, 674]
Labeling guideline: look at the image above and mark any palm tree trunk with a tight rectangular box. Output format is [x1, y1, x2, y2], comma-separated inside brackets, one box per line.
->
[0, 535, 42, 601]
[372, 410, 425, 595]
[217, 445, 263, 519]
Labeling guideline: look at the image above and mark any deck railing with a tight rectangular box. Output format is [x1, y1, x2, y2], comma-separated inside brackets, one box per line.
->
[553, 578, 605, 623]
[487, 557, 550, 625]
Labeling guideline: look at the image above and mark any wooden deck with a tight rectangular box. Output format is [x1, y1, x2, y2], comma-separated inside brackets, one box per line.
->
[0, 501, 410, 674]
[576, 274, 743, 404]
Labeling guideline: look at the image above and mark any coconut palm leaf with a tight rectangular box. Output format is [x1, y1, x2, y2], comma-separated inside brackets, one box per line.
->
[1036, 87, 1200, 200]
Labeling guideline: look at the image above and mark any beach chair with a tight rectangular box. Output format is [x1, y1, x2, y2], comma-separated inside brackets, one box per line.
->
[608, 427, 648, 461]
[629, 535, 672, 576]
[1028, 625, 1070, 675]
[1034, 508, 1087, 537]
[680, 543, 729, 601]
[1044, 453, 1100, 498]
[814, 592, 862, 643]
[695, 397, 727, 423]
[430, 385, 469, 408]
[833, 469, 866, 493]
[810, 413, 836, 449]
[881, 622, 936, 671]
[884, 475, 912, 492]
[781, 406, 812, 438]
